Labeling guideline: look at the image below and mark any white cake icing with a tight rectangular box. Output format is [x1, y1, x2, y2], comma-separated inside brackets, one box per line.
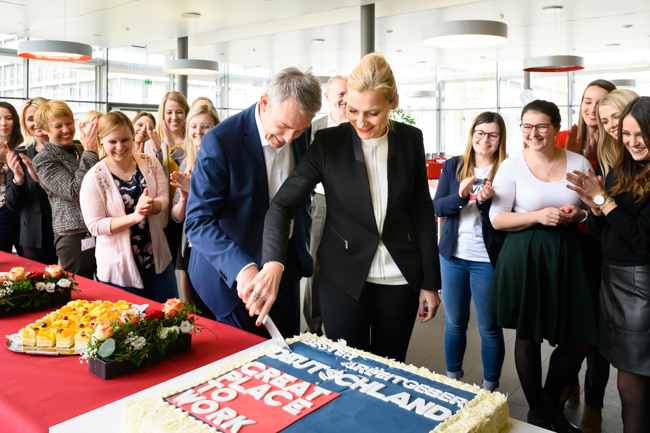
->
[121, 334, 509, 433]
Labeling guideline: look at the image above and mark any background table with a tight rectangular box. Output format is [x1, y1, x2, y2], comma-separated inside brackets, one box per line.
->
[0, 252, 265, 433]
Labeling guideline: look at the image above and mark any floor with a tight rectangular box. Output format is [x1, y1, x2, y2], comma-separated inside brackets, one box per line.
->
[403, 300, 625, 433]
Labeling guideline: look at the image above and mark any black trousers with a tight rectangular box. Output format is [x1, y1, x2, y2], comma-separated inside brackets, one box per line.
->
[320, 277, 419, 363]
[53, 232, 96, 280]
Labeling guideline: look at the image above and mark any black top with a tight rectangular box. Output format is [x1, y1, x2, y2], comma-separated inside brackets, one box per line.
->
[588, 163, 650, 266]
[112, 166, 153, 269]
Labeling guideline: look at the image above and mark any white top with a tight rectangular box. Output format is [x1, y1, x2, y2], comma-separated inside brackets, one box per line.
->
[489, 149, 591, 223]
[453, 165, 492, 263]
[361, 131, 408, 285]
[313, 114, 348, 196]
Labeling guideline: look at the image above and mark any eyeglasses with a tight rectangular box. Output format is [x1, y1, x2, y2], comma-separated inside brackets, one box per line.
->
[473, 130, 501, 142]
[520, 123, 551, 133]
[189, 123, 215, 132]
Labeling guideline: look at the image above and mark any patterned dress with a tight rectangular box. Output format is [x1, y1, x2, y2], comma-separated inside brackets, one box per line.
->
[112, 167, 154, 269]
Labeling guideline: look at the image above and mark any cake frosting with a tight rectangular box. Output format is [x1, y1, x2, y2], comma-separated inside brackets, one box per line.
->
[121, 334, 509, 433]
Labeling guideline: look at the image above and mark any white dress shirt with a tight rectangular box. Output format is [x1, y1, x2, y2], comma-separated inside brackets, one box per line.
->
[361, 130, 408, 285]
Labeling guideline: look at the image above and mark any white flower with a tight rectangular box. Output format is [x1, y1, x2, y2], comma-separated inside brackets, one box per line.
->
[45, 282, 56, 293]
[168, 326, 177, 334]
[35, 282, 46, 291]
[179, 321, 193, 334]
[158, 327, 169, 339]
[131, 336, 146, 350]
[57, 279, 72, 288]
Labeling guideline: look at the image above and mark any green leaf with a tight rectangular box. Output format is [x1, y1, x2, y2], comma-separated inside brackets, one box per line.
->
[168, 329, 178, 343]
[98, 338, 116, 358]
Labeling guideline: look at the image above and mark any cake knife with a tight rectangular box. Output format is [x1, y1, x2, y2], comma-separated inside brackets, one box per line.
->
[262, 315, 292, 352]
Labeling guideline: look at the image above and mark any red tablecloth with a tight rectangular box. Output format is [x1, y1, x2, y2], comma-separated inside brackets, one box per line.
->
[0, 252, 266, 432]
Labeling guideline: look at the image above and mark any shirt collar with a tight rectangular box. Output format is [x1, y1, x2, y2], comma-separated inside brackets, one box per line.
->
[328, 112, 348, 128]
[254, 102, 270, 147]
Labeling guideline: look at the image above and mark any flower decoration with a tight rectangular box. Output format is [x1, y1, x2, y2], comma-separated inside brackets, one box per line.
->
[80, 299, 213, 367]
[0, 265, 79, 311]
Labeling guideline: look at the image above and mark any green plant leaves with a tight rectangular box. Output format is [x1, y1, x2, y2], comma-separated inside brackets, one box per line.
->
[98, 338, 116, 358]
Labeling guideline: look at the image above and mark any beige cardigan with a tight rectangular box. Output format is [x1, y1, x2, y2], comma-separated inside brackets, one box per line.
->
[80, 154, 171, 288]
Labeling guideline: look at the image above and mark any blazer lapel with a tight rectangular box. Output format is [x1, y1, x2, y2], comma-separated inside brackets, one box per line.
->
[350, 126, 379, 234]
[384, 128, 399, 230]
[242, 105, 270, 210]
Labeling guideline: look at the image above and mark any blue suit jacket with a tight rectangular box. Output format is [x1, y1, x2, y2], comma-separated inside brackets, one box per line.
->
[432, 156, 505, 267]
[185, 103, 313, 318]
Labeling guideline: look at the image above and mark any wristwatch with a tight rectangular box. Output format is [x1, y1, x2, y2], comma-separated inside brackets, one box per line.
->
[593, 192, 609, 208]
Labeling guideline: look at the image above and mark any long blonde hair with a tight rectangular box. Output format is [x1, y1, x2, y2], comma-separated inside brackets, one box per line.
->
[596, 89, 639, 176]
[184, 105, 220, 173]
[97, 111, 134, 160]
[20, 97, 49, 144]
[456, 112, 507, 183]
[156, 91, 189, 144]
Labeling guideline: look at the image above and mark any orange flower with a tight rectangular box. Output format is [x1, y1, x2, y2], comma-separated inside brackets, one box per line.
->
[162, 298, 183, 318]
[7, 267, 25, 281]
[119, 309, 140, 325]
[44, 265, 63, 278]
[93, 320, 115, 341]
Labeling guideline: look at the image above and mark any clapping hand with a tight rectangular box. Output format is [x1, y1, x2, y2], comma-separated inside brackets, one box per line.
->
[147, 126, 162, 154]
[458, 175, 476, 199]
[0, 141, 9, 165]
[6, 151, 24, 184]
[565, 124, 580, 153]
[566, 169, 606, 212]
[81, 121, 98, 153]
[134, 188, 154, 222]
[476, 181, 494, 203]
[170, 170, 191, 200]
[584, 129, 599, 164]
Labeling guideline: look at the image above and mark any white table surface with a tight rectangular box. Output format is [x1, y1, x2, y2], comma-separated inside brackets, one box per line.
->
[50, 339, 549, 433]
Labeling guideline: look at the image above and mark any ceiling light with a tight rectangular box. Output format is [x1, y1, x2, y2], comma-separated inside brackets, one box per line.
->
[523, 55, 584, 72]
[542, 5, 564, 13]
[606, 43, 621, 47]
[311, 38, 325, 44]
[422, 20, 508, 48]
[17, 40, 92, 62]
[385, 29, 393, 33]
[623, 24, 633, 28]
[610, 79, 636, 87]
[181, 12, 201, 18]
[162, 59, 219, 75]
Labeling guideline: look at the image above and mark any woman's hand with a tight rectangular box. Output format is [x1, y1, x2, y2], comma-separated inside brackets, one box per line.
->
[565, 124, 580, 153]
[162, 121, 176, 149]
[170, 170, 191, 193]
[6, 151, 24, 184]
[458, 175, 476, 199]
[584, 129, 599, 164]
[419, 289, 441, 323]
[82, 121, 98, 153]
[566, 169, 606, 211]
[476, 181, 494, 203]
[147, 126, 162, 154]
[558, 204, 586, 224]
[0, 141, 9, 165]
[20, 153, 39, 182]
[535, 207, 568, 226]
[134, 188, 153, 223]
[240, 262, 284, 326]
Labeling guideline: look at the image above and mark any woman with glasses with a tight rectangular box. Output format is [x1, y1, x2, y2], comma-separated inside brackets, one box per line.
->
[489, 100, 598, 432]
[433, 112, 507, 391]
[171, 104, 220, 319]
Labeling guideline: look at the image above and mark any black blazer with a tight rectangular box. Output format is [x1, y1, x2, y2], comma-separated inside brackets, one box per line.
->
[5, 145, 54, 249]
[263, 122, 441, 301]
[433, 156, 505, 267]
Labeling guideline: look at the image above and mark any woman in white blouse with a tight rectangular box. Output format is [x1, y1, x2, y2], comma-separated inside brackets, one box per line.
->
[489, 100, 598, 432]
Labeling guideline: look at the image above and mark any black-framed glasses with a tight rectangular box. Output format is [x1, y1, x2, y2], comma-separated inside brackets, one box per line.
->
[473, 130, 501, 142]
[520, 123, 550, 133]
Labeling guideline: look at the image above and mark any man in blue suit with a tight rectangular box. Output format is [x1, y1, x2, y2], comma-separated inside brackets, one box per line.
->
[185, 67, 322, 337]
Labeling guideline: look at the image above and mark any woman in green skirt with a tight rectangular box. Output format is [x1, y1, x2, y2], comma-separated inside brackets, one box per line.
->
[489, 100, 599, 433]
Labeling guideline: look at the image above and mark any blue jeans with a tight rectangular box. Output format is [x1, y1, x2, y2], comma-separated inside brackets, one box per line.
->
[440, 255, 505, 390]
[102, 262, 178, 304]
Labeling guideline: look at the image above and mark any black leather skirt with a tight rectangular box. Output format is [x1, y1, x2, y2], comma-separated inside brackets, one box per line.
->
[599, 262, 650, 376]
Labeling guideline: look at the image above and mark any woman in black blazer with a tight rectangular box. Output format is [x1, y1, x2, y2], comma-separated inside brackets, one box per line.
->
[5, 97, 57, 264]
[243, 53, 441, 362]
[433, 112, 507, 391]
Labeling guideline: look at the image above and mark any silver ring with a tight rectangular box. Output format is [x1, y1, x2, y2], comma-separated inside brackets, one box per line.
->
[252, 291, 260, 300]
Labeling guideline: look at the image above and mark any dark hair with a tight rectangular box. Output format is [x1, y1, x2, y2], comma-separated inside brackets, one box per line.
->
[0, 101, 24, 149]
[610, 96, 650, 200]
[133, 111, 156, 128]
[457, 112, 507, 183]
[521, 99, 561, 126]
[576, 79, 616, 149]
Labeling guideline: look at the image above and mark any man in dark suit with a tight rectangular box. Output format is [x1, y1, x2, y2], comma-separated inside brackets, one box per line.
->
[185, 67, 322, 337]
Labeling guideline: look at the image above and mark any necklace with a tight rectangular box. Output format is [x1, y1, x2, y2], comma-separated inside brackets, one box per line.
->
[107, 156, 133, 175]
[529, 149, 558, 177]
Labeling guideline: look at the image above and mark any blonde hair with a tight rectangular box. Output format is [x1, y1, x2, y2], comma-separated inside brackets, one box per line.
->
[20, 97, 49, 144]
[78, 110, 104, 130]
[348, 52, 397, 104]
[457, 112, 507, 183]
[191, 96, 214, 109]
[97, 111, 134, 160]
[184, 105, 220, 172]
[596, 89, 639, 176]
[34, 100, 74, 132]
[156, 91, 189, 144]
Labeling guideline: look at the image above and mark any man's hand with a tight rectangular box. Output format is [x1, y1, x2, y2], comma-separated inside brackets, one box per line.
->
[241, 262, 284, 326]
[236, 265, 259, 301]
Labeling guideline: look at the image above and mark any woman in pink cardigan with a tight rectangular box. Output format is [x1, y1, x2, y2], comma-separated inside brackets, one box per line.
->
[80, 111, 177, 302]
